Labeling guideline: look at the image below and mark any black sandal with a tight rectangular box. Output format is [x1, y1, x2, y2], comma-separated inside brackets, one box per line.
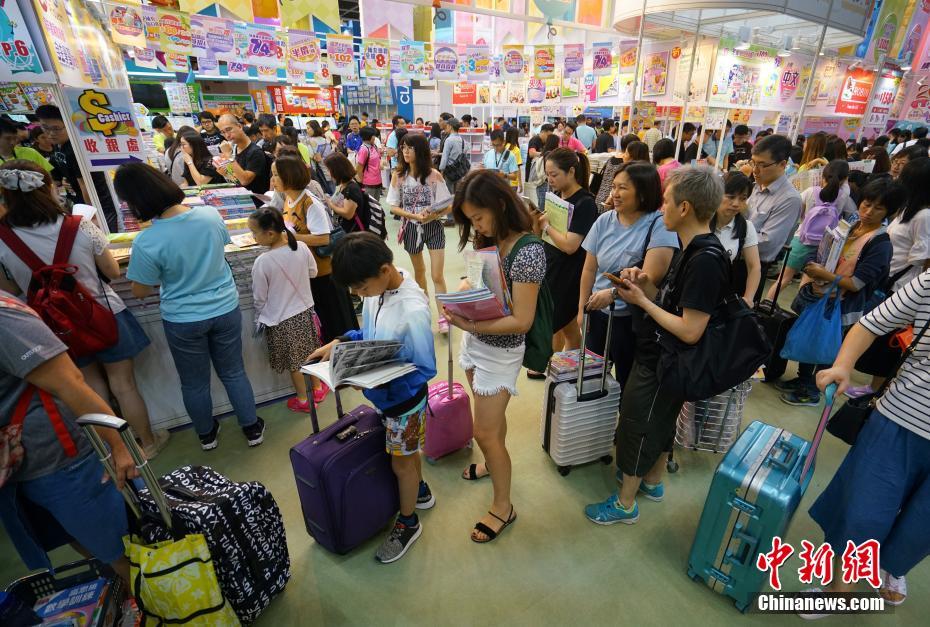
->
[462, 463, 490, 481]
[526, 370, 546, 380]
[471, 506, 516, 544]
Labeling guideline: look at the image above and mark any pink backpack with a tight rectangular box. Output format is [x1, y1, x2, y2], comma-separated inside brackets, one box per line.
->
[798, 186, 840, 246]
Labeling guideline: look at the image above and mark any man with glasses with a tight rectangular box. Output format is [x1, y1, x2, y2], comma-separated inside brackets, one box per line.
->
[481, 129, 519, 188]
[746, 134, 802, 301]
[34, 105, 118, 231]
[217, 114, 271, 206]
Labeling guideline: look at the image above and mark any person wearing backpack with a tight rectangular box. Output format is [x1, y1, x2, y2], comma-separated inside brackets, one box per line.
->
[529, 134, 561, 211]
[0, 162, 168, 459]
[355, 126, 383, 201]
[765, 159, 852, 302]
[585, 166, 729, 526]
[444, 170, 548, 543]
[439, 118, 469, 195]
[776, 178, 901, 406]
[711, 172, 762, 305]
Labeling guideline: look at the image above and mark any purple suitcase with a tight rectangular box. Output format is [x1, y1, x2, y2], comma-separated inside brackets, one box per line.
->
[290, 390, 399, 554]
[424, 327, 473, 462]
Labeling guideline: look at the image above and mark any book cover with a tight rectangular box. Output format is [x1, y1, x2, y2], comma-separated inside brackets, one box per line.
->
[543, 192, 574, 246]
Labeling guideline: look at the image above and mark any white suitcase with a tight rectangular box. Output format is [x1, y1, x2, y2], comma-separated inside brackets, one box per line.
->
[540, 309, 622, 476]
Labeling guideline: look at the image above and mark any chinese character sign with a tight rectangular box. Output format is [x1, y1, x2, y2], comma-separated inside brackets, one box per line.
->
[757, 537, 882, 591]
[592, 42, 613, 77]
[534, 45, 555, 79]
[466, 45, 490, 81]
[288, 30, 320, 73]
[433, 45, 459, 80]
[62, 87, 143, 171]
[400, 40, 427, 81]
[157, 9, 192, 56]
[563, 44, 584, 78]
[502, 45, 525, 80]
[0, 0, 42, 77]
[246, 24, 285, 69]
[363, 39, 389, 81]
[327, 34, 356, 78]
[107, 4, 147, 49]
[835, 67, 876, 115]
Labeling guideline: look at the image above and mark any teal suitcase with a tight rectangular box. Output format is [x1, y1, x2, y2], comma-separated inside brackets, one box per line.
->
[686, 387, 834, 612]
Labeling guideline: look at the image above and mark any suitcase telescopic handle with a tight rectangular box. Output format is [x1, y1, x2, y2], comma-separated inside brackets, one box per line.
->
[76, 414, 173, 530]
[576, 302, 614, 400]
[800, 383, 837, 481]
[447, 324, 454, 401]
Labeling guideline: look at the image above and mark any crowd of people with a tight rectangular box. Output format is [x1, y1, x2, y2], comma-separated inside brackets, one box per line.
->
[1, 104, 929, 611]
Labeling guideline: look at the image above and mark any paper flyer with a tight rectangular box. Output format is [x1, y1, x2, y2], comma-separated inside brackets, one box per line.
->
[642, 51, 669, 97]
[543, 192, 573, 246]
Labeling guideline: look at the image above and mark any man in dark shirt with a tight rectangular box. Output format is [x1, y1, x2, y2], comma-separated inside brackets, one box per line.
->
[731, 124, 753, 165]
[594, 119, 617, 153]
[585, 165, 728, 526]
[526, 123, 554, 180]
[217, 114, 271, 205]
[676, 122, 698, 163]
[199, 111, 224, 147]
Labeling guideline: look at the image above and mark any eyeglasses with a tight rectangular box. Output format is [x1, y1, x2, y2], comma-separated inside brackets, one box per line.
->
[749, 159, 777, 170]
[40, 124, 65, 133]
[401, 145, 415, 152]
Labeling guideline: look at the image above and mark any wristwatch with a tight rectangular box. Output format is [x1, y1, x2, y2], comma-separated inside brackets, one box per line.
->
[542, 224, 550, 237]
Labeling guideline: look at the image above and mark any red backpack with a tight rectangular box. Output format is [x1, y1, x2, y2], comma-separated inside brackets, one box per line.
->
[0, 215, 117, 358]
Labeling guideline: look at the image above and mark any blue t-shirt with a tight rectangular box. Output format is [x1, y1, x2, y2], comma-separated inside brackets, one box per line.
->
[482, 148, 518, 174]
[574, 124, 597, 150]
[704, 135, 734, 163]
[386, 130, 399, 168]
[126, 206, 239, 323]
[581, 211, 679, 314]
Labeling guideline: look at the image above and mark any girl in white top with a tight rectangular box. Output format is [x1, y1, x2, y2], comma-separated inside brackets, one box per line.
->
[0, 162, 168, 458]
[886, 158, 930, 291]
[711, 172, 761, 305]
[249, 206, 323, 413]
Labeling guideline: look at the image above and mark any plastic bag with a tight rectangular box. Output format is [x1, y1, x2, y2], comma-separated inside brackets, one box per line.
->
[780, 278, 843, 365]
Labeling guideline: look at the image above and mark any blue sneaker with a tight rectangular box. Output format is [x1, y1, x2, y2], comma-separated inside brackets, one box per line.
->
[780, 390, 821, 407]
[615, 470, 665, 502]
[584, 493, 639, 525]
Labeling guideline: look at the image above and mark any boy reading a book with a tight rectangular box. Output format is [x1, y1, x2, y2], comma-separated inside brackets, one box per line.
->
[309, 232, 438, 564]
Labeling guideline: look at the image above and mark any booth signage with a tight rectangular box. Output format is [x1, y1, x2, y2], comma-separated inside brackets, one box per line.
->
[835, 67, 875, 115]
[434, 45, 459, 80]
[452, 81, 476, 105]
[62, 87, 143, 170]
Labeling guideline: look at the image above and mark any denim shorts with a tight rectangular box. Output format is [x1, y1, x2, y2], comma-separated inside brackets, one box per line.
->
[74, 308, 151, 367]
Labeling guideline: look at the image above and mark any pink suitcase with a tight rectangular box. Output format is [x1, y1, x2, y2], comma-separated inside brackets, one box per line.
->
[424, 327, 473, 462]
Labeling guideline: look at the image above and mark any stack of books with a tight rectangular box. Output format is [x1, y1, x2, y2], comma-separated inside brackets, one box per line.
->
[437, 288, 510, 321]
[437, 246, 513, 321]
[547, 348, 607, 382]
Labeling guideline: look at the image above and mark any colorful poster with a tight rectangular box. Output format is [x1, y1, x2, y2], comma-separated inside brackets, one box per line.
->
[592, 42, 613, 76]
[157, 9, 192, 56]
[709, 37, 780, 107]
[399, 40, 427, 80]
[583, 73, 597, 103]
[508, 81, 526, 104]
[533, 45, 555, 79]
[490, 83, 506, 104]
[897, 0, 930, 62]
[597, 73, 618, 99]
[107, 3, 147, 49]
[563, 44, 585, 78]
[134, 48, 157, 69]
[0, 0, 41, 77]
[489, 55, 502, 83]
[545, 76, 561, 103]
[142, 4, 159, 49]
[227, 61, 250, 79]
[835, 66, 876, 115]
[327, 34, 357, 78]
[562, 75, 580, 99]
[314, 60, 333, 86]
[618, 43, 637, 70]
[61, 86, 143, 171]
[502, 45, 525, 79]
[478, 85, 490, 105]
[465, 45, 490, 81]
[642, 51, 669, 97]
[863, 67, 902, 129]
[527, 78, 545, 104]
[165, 53, 189, 72]
[198, 56, 219, 74]
[779, 59, 803, 101]
[362, 39, 389, 81]
[288, 31, 321, 73]
[902, 82, 930, 124]
[862, 0, 910, 64]
[452, 81, 476, 105]
[246, 24, 285, 69]
[433, 44, 459, 80]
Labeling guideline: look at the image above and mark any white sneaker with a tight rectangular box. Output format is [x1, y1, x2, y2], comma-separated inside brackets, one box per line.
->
[880, 570, 907, 606]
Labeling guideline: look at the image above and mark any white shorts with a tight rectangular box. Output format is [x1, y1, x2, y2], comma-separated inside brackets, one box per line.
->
[458, 332, 525, 397]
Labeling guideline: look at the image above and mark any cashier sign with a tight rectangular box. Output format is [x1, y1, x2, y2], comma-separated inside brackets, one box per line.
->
[63, 87, 145, 171]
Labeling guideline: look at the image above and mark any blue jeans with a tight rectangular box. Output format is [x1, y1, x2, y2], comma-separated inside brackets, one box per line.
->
[163, 307, 258, 436]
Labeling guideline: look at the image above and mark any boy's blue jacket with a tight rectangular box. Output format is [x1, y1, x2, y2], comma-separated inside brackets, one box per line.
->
[343, 269, 437, 414]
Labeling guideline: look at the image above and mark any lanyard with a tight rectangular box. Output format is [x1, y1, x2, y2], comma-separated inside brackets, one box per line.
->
[494, 150, 507, 169]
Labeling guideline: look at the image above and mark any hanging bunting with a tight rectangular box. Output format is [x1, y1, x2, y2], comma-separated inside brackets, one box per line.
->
[433, 44, 459, 80]
[502, 45, 525, 79]
[228, 61, 250, 79]
[363, 39, 390, 82]
[107, 3, 147, 49]
[327, 35, 357, 78]
[592, 42, 613, 76]
[246, 24, 285, 69]
[533, 45, 555, 79]
[142, 5, 159, 49]
[157, 9, 193, 57]
[563, 43, 584, 78]
[466, 45, 490, 81]
[288, 31, 321, 73]
[399, 40, 427, 80]
[315, 60, 333, 86]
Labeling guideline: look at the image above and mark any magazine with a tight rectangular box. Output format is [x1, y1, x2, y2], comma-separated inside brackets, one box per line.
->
[816, 219, 852, 273]
[463, 247, 512, 311]
[437, 289, 510, 321]
[300, 340, 416, 389]
[543, 192, 574, 246]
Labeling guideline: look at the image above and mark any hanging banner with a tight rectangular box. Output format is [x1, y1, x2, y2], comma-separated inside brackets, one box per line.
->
[61, 86, 143, 171]
[315, 60, 333, 86]
[157, 9, 193, 56]
[584, 73, 597, 102]
[502, 45, 525, 79]
[399, 40, 427, 80]
[246, 24, 285, 69]
[256, 65, 278, 81]
[0, 0, 43, 78]
[592, 42, 613, 76]
[134, 48, 157, 69]
[490, 83, 506, 104]
[165, 53, 189, 73]
[227, 61, 250, 79]
[562, 75, 580, 99]
[527, 78, 545, 104]
[452, 81, 476, 105]
[863, 67, 902, 129]
[288, 30, 321, 73]
[362, 38, 390, 81]
[489, 55, 502, 83]
[835, 66, 875, 115]
[142, 4, 159, 49]
[545, 75, 561, 103]
[709, 37, 780, 107]
[198, 56, 219, 74]
[642, 51, 669, 97]
[107, 3, 147, 49]
[465, 45, 490, 81]
[619, 43, 637, 70]
[533, 45, 555, 79]
[191, 16, 236, 62]
[862, 0, 909, 64]
[897, 1, 930, 62]
[563, 44, 584, 78]
[327, 34, 357, 78]
[433, 44, 459, 80]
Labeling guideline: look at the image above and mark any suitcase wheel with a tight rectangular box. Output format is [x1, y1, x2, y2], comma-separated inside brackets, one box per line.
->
[466, 440, 473, 449]
[667, 459, 679, 473]
[557, 465, 571, 476]
[426, 456, 437, 465]
[600, 455, 612, 465]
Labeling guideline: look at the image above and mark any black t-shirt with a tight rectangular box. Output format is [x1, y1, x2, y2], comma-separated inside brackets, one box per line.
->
[526, 134, 544, 177]
[201, 130, 225, 147]
[731, 141, 753, 165]
[183, 160, 226, 187]
[49, 141, 118, 232]
[338, 181, 370, 233]
[235, 142, 271, 200]
[544, 188, 598, 280]
[593, 132, 615, 154]
[636, 234, 730, 370]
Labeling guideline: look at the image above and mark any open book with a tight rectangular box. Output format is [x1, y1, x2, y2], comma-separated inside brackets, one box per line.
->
[438, 246, 513, 320]
[300, 340, 416, 389]
[543, 192, 574, 246]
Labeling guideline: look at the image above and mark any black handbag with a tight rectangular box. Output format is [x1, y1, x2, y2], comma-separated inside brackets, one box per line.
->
[826, 317, 930, 444]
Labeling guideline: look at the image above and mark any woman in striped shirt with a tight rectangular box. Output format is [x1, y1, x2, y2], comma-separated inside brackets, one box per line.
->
[808, 271, 930, 609]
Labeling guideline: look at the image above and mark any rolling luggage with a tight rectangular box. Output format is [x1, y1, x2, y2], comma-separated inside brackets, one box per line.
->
[686, 385, 836, 612]
[424, 327, 473, 462]
[754, 249, 796, 382]
[541, 309, 622, 476]
[675, 381, 752, 453]
[290, 389, 399, 554]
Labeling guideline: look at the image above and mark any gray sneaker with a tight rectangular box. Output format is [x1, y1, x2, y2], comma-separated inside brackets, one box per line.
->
[374, 520, 422, 564]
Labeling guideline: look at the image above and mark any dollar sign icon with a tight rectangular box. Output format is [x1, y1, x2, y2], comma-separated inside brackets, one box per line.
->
[78, 89, 118, 137]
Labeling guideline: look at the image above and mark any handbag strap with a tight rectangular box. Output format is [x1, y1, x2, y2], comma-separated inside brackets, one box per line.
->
[873, 315, 930, 401]
[10, 384, 78, 456]
[267, 251, 313, 311]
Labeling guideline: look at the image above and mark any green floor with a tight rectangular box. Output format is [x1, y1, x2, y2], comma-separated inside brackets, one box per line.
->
[2, 217, 926, 625]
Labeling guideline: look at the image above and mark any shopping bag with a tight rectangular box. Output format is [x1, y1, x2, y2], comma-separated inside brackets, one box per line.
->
[780, 278, 843, 365]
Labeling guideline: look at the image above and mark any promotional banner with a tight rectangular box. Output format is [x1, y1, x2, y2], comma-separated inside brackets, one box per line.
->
[246, 24, 285, 69]
[863, 67, 902, 129]
[642, 51, 669, 97]
[592, 42, 613, 76]
[452, 81, 476, 105]
[157, 9, 192, 56]
[527, 78, 545, 104]
[327, 34, 357, 78]
[862, 0, 910, 63]
[902, 81, 930, 124]
[433, 44, 459, 80]
[288, 30, 321, 72]
[0, 0, 43, 77]
[533, 45, 555, 79]
[268, 85, 338, 115]
[165, 53, 189, 72]
[489, 55, 502, 83]
[466, 45, 490, 81]
[315, 61, 333, 86]
[399, 40, 427, 80]
[502, 45, 525, 79]
[107, 3, 147, 49]
[191, 16, 236, 62]
[227, 61, 250, 79]
[563, 44, 585, 78]
[134, 47, 157, 69]
[835, 66, 876, 115]
[362, 38, 390, 81]
[562, 75, 580, 99]
[507, 81, 526, 104]
[709, 37, 780, 107]
[619, 43, 637, 70]
[61, 86, 143, 171]
[584, 73, 597, 103]
[142, 4, 159, 49]
[897, 0, 930, 62]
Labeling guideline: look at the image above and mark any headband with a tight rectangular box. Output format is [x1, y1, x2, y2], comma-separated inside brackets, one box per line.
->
[0, 168, 45, 192]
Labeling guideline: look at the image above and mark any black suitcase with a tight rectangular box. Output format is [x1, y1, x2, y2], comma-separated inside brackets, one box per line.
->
[754, 250, 797, 382]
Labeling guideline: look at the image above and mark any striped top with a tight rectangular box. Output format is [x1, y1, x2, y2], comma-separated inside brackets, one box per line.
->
[859, 271, 930, 440]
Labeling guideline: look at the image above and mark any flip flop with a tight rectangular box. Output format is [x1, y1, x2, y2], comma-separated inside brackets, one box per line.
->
[471, 506, 516, 544]
[461, 463, 490, 481]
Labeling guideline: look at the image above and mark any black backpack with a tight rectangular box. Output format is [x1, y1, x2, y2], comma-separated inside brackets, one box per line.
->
[364, 193, 388, 240]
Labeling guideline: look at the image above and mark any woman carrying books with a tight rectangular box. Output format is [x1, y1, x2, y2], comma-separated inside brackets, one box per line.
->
[444, 170, 546, 544]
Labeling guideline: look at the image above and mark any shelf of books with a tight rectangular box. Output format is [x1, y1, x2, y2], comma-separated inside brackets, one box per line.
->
[117, 185, 256, 232]
[460, 129, 488, 167]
